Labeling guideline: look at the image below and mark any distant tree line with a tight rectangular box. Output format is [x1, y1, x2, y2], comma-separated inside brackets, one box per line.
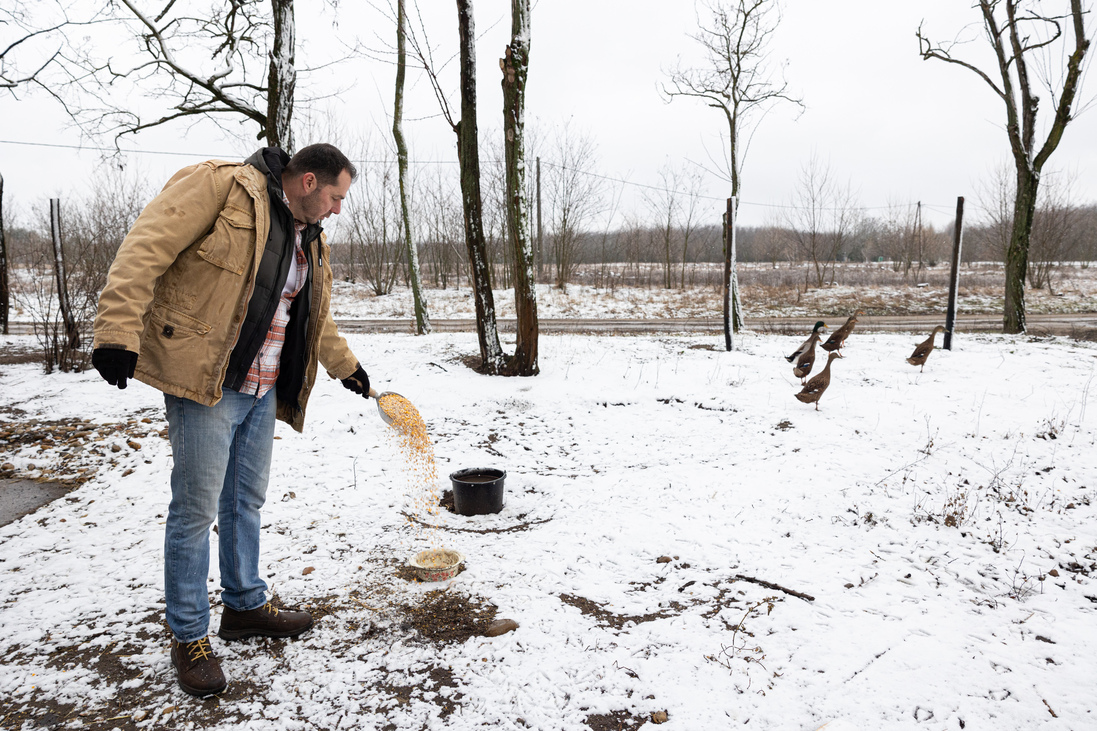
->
[5, 169, 1096, 309]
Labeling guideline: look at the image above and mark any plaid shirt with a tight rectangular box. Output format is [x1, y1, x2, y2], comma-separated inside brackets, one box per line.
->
[240, 202, 309, 398]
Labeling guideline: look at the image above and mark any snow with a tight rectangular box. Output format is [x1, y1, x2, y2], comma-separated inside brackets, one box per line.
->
[324, 265, 1097, 321]
[2, 327, 1096, 730]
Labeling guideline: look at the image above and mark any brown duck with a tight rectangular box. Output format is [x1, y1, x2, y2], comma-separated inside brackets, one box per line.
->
[907, 325, 948, 372]
[821, 310, 864, 354]
[786, 321, 828, 383]
[795, 351, 842, 410]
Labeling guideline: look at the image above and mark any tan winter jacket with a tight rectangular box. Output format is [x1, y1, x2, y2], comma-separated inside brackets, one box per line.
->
[93, 159, 358, 432]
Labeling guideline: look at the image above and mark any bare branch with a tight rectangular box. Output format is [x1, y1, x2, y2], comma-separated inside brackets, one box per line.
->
[663, 0, 802, 197]
[918, 0, 1091, 333]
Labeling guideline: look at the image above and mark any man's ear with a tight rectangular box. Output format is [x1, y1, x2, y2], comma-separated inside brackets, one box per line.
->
[302, 172, 317, 193]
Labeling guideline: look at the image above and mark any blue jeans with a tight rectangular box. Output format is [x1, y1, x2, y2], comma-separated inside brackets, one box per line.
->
[163, 388, 276, 642]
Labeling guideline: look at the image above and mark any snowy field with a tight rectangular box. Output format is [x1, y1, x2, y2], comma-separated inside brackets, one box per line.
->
[323, 263, 1097, 320]
[1, 328, 1096, 730]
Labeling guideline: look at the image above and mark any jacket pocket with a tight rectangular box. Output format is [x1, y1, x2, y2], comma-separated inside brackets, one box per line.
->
[197, 205, 255, 275]
[149, 304, 212, 338]
[142, 303, 219, 398]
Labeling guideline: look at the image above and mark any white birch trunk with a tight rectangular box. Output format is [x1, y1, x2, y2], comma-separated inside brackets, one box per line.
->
[394, 0, 431, 334]
[268, 0, 297, 151]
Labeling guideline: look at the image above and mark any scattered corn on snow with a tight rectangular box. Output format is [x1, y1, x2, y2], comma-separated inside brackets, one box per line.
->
[2, 329, 1097, 730]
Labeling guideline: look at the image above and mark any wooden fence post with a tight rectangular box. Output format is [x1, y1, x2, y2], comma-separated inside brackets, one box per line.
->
[0, 173, 8, 336]
[723, 198, 733, 351]
[50, 198, 81, 351]
[944, 196, 964, 351]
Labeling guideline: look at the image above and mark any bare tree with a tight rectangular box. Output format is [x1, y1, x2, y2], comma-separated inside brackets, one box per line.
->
[18, 170, 147, 371]
[664, 0, 801, 336]
[677, 166, 708, 289]
[1029, 171, 1082, 293]
[1, 4, 105, 94]
[592, 180, 625, 290]
[879, 202, 915, 272]
[644, 162, 684, 290]
[918, 1, 1091, 333]
[784, 153, 860, 288]
[405, 0, 504, 372]
[3, 4, 101, 338]
[420, 166, 465, 289]
[344, 156, 403, 296]
[393, 0, 431, 333]
[972, 162, 1017, 263]
[545, 122, 602, 290]
[501, 0, 538, 376]
[50, 0, 309, 150]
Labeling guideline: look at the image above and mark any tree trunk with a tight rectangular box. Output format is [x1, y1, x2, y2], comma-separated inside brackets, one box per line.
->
[394, 0, 431, 335]
[456, 0, 504, 373]
[662, 216, 673, 290]
[267, 0, 296, 151]
[722, 207, 731, 351]
[1004, 167, 1039, 333]
[0, 173, 8, 335]
[502, 0, 538, 376]
[725, 111, 743, 329]
[680, 229, 690, 290]
[536, 157, 543, 279]
[49, 199, 80, 353]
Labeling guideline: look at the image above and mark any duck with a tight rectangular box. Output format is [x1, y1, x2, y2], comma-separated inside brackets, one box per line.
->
[820, 310, 864, 354]
[795, 351, 842, 410]
[785, 321, 828, 383]
[907, 325, 948, 372]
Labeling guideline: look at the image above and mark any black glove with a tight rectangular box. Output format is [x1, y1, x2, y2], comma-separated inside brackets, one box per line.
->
[92, 347, 139, 390]
[340, 364, 371, 398]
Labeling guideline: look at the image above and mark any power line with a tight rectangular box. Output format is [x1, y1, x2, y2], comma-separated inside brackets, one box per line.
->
[1, 137, 955, 216]
[0, 137, 442, 164]
[0, 138, 234, 159]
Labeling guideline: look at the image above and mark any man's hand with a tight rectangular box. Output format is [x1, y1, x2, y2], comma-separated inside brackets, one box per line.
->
[92, 347, 139, 390]
[340, 365, 371, 398]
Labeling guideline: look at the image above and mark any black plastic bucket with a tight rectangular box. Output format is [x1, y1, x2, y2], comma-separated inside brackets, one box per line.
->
[450, 468, 506, 516]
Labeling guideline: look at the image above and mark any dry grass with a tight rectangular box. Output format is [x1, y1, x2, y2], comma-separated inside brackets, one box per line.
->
[325, 261, 1097, 321]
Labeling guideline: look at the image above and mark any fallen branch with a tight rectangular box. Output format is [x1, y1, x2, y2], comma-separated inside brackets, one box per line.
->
[734, 574, 815, 602]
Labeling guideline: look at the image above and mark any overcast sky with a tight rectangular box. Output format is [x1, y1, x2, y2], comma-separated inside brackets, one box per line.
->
[2, 0, 1095, 230]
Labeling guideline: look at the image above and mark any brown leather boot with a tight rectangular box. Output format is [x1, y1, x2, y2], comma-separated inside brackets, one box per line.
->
[218, 602, 313, 640]
[170, 637, 227, 697]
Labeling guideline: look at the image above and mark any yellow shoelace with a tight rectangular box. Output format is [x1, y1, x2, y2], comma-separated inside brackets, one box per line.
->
[263, 602, 279, 616]
[186, 638, 213, 662]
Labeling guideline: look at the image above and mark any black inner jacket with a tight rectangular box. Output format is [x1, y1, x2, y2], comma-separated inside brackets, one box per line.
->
[222, 147, 323, 414]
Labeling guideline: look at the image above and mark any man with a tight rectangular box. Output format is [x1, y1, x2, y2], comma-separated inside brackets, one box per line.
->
[92, 144, 374, 697]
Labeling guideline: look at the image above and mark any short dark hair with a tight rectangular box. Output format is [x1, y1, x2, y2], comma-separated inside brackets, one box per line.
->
[284, 143, 357, 186]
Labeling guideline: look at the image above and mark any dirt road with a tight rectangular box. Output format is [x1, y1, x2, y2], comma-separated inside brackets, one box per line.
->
[4, 312, 1096, 337]
[330, 312, 1097, 336]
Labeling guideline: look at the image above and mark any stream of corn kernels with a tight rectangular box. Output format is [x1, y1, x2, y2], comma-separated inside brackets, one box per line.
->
[378, 393, 441, 549]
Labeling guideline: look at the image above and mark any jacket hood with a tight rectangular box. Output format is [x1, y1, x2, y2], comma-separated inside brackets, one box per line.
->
[244, 147, 291, 193]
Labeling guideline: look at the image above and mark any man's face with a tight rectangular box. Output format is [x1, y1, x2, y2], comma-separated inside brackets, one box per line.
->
[295, 170, 352, 224]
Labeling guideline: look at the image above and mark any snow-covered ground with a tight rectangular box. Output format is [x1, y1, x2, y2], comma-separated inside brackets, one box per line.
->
[1, 328, 1096, 730]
